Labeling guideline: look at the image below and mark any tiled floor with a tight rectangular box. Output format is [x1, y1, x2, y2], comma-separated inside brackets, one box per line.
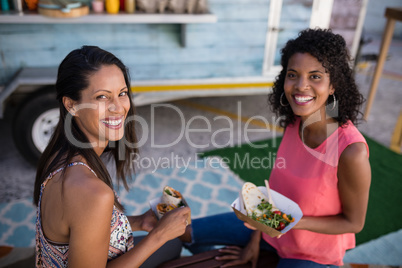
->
[0, 159, 245, 248]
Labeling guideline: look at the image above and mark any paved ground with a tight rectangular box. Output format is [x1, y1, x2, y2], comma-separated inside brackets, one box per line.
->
[0, 35, 401, 267]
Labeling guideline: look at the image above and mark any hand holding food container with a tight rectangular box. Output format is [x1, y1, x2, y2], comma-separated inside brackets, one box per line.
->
[232, 181, 302, 237]
[148, 186, 191, 242]
[150, 186, 191, 225]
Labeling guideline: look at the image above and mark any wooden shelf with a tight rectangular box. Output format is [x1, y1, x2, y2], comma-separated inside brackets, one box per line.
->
[0, 11, 217, 46]
[0, 11, 217, 24]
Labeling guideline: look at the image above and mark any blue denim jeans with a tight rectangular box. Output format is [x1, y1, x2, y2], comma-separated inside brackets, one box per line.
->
[184, 212, 338, 268]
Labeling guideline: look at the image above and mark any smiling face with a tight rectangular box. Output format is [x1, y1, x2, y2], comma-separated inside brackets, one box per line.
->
[284, 53, 334, 121]
[71, 64, 131, 152]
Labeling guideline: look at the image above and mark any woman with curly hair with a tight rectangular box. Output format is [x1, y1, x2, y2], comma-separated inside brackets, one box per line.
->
[184, 28, 371, 268]
[270, 28, 365, 128]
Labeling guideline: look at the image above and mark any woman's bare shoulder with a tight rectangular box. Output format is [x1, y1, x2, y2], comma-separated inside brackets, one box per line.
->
[62, 164, 115, 218]
[340, 142, 368, 163]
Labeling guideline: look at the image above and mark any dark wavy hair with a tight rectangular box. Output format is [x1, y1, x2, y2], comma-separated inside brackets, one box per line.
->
[268, 28, 364, 128]
[34, 46, 138, 211]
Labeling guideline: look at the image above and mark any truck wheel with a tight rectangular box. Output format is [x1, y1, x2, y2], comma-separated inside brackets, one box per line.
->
[13, 91, 59, 166]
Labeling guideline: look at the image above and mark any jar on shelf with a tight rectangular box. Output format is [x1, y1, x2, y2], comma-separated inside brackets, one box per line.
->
[105, 0, 119, 14]
[1, 0, 10, 11]
[124, 0, 134, 13]
[24, 0, 38, 10]
[13, 0, 23, 13]
[92, 0, 104, 13]
[157, 0, 167, 13]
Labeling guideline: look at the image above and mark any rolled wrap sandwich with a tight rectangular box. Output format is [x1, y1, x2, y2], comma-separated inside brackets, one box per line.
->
[156, 203, 176, 219]
[242, 182, 269, 216]
[161, 186, 184, 207]
[156, 186, 185, 219]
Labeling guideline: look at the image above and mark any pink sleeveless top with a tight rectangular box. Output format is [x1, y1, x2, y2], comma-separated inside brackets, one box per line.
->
[263, 118, 369, 266]
[35, 162, 134, 267]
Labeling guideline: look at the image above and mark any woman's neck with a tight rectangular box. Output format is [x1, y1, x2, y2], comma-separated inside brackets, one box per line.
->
[93, 145, 106, 157]
[299, 109, 338, 149]
[86, 136, 107, 157]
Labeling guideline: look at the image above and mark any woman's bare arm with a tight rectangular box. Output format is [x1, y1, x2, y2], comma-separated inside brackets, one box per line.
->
[63, 168, 190, 268]
[127, 209, 157, 232]
[65, 172, 115, 267]
[294, 142, 371, 234]
[107, 207, 190, 268]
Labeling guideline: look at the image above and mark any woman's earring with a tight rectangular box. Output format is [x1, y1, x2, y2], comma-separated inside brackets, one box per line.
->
[70, 108, 76, 116]
[328, 94, 337, 111]
[280, 92, 289, 107]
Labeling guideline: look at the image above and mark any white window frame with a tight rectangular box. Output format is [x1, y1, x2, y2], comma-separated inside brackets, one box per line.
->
[262, 0, 334, 77]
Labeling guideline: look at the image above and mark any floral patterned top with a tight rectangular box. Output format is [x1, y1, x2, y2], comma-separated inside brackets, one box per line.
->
[35, 162, 134, 267]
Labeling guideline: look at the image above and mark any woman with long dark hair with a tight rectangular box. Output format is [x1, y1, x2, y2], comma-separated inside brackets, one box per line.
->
[34, 46, 190, 267]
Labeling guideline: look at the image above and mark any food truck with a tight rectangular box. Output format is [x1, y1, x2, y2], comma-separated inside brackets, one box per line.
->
[0, 0, 368, 164]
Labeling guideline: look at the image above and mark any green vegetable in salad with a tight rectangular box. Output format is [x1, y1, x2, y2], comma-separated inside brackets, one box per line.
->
[249, 199, 294, 231]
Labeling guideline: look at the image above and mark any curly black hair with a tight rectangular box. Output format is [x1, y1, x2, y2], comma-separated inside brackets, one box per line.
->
[268, 28, 364, 128]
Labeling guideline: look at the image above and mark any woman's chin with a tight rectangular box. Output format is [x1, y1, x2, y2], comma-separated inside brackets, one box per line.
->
[290, 104, 323, 119]
[103, 131, 125, 142]
[109, 134, 125, 142]
[290, 107, 311, 118]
